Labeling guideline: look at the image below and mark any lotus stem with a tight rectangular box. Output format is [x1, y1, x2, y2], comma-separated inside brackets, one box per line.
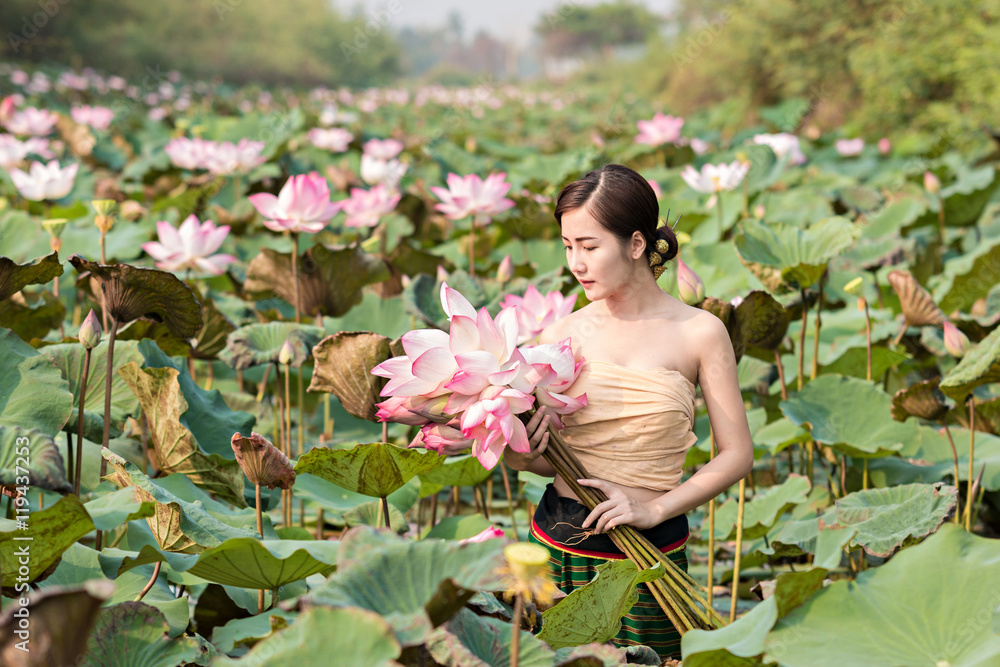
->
[862, 458, 869, 490]
[863, 299, 872, 382]
[99, 232, 108, 333]
[937, 203, 946, 272]
[774, 349, 787, 401]
[811, 275, 824, 381]
[66, 431, 73, 492]
[297, 369, 305, 458]
[510, 592, 523, 667]
[316, 508, 324, 540]
[797, 289, 807, 391]
[324, 394, 332, 438]
[283, 362, 293, 527]
[259, 590, 265, 615]
[707, 429, 716, 604]
[942, 423, 961, 524]
[717, 195, 725, 241]
[499, 462, 519, 541]
[74, 346, 91, 494]
[428, 493, 438, 531]
[382, 421, 388, 443]
[256, 364, 271, 402]
[205, 362, 214, 391]
[380, 496, 391, 530]
[95, 316, 119, 552]
[965, 397, 975, 531]
[255, 481, 265, 612]
[274, 363, 288, 527]
[730, 477, 747, 622]
[291, 232, 302, 324]
[469, 216, 477, 276]
[135, 561, 162, 602]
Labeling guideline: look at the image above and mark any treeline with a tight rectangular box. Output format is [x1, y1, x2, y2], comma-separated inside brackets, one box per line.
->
[1, 0, 401, 87]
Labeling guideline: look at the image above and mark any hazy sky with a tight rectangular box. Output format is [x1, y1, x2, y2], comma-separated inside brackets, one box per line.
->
[339, 0, 678, 47]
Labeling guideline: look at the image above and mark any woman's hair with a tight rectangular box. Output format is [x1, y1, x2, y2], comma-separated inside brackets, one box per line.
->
[554, 163, 679, 269]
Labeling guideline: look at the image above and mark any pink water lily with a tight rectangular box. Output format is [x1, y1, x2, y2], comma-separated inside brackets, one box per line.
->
[308, 127, 353, 152]
[0, 134, 51, 169]
[835, 138, 865, 156]
[360, 154, 407, 190]
[340, 184, 401, 228]
[9, 160, 78, 201]
[203, 138, 266, 175]
[752, 133, 806, 165]
[362, 137, 403, 160]
[141, 214, 237, 275]
[249, 171, 341, 233]
[680, 160, 750, 194]
[4, 106, 58, 136]
[431, 172, 515, 221]
[70, 105, 115, 131]
[500, 284, 577, 345]
[635, 112, 684, 147]
[458, 526, 505, 544]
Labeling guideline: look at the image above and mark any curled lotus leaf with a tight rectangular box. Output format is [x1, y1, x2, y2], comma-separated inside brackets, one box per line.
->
[231, 432, 296, 490]
[939, 325, 1000, 401]
[219, 321, 324, 370]
[0, 290, 65, 341]
[309, 331, 393, 421]
[0, 425, 73, 493]
[886, 269, 946, 327]
[68, 254, 203, 337]
[890, 378, 951, 422]
[243, 244, 390, 318]
[0, 328, 74, 436]
[0, 252, 64, 301]
[294, 442, 441, 499]
[80, 601, 211, 667]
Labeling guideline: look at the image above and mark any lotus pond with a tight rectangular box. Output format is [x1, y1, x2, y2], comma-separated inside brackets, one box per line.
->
[0, 65, 999, 667]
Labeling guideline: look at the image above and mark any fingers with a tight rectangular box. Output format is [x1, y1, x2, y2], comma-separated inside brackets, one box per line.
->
[595, 506, 627, 534]
[524, 405, 547, 434]
[528, 412, 551, 449]
[535, 431, 549, 457]
[582, 498, 616, 528]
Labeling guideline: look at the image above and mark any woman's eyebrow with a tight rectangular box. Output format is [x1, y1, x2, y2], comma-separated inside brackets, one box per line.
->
[561, 236, 599, 242]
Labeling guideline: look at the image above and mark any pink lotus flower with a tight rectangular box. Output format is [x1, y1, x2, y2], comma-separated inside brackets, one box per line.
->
[431, 172, 515, 222]
[924, 171, 941, 195]
[360, 153, 407, 190]
[496, 255, 514, 283]
[141, 214, 237, 275]
[878, 137, 891, 155]
[70, 105, 114, 131]
[514, 339, 587, 427]
[339, 184, 401, 228]
[362, 138, 403, 160]
[752, 133, 807, 165]
[308, 127, 353, 152]
[680, 160, 750, 194]
[943, 322, 970, 358]
[635, 112, 684, 147]
[647, 179, 662, 200]
[835, 138, 865, 156]
[409, 422, 474, 456]
[202, 138, 266, 175]
[249, 171, 341, 234]
[0, 134, 51, 169]
[460, 384, 534, 469]
[376, 395, 451, 426]
[458, 525, 505, 544]
[501, 285, 577, 345]
[677, 258, 705, 305]
[372, 326, 458, 398]
[165, 136, 214, 170]
[9, 160, 78, 201]
[3, 106, 58, 136]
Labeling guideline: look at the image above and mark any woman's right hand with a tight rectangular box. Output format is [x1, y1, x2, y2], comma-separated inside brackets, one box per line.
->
[505, 406, 552, 471]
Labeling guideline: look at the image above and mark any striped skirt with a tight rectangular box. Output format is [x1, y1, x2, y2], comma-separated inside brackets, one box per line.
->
[527, 483, 690, 660]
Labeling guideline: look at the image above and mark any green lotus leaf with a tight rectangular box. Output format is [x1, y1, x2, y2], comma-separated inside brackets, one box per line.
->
[681, 595, 777, 665]
[733, 217, 858, 293]
[896, 425, 1000, 492]
[837, 233, 914, 273]
[115, 319, 193, 356]
[939, 325, 1000, 400]
[39, 339, 142, 442]
[213, 606, 401, 666]
[0, 425, 72, 493]
[0, 252, 63, 301]
[219, 321, 324, 370]
[890, 377, 951, 422]
[703, 474, 811, 541]
[294, 442, 442, 499]
[68, 255, 203, 338]
[243, 244, 389, 318]
[424, 515, 496, 541]
[0, 580, 114, 666]
[837, 184, 882, 214]
[428, 607, 556, 667]
[860, 196, 926, 238]
[731, 289, 789, 360]
[779, 374, 914, 457]
[419, 453, 493, 497]
[0, 328, 74, 436]
[209, 609, 298, 655]
[102, 451, 255, 553]
[752, 418, 812, 456]
[0, 494, 93, 586]
[938, 163, 999, 226]
[343, 499, 408, 533]
[191, 287, 237, 359]
[305, 525, 507, 647]
[309, 331, 392, 421]
[0, 289, 65, 340]
[79, 602, 212, 667]
[138, 340, 255, 460]
[83, 486, 157, 531]
[826, 482, 957, 557]
[931, 237, 1000, 315]
[117, 362, 246, 505]
[320, 291, 414, 340]
[538, 559, 664, 650]
[763, 524, 1000, 666]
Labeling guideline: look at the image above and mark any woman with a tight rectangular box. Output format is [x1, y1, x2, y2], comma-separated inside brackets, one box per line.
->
[505, 163, 753, 660]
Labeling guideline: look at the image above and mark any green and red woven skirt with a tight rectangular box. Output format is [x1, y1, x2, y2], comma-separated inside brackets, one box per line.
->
[527, 483, 690, 661]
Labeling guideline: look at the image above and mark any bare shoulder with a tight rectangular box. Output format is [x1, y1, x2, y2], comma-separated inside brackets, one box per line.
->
[538, 301, 600, 346]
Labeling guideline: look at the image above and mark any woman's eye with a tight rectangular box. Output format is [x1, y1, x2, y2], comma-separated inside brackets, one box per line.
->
[584, 247, 596, 252]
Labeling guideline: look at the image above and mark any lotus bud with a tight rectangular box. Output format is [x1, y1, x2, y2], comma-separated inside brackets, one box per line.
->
[878, 137, 891, 155]
[676, 258, 705, 305]
[42, 218, 69, 253]
[924, 171, 941, 196]
[436, 264, 450, 282]
[496, 254, 514, 283]
[943, 322, 971, 358]
[78, 309, 103, 350]
[231, 432, 296, 490]
[92, 199, 118, 234]
[278, 339, 295, 366]
[753, 204, 766, 219]
[843, 276, 864, 296]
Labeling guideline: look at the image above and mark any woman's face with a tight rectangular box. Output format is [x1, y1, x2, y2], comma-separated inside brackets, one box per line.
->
[560, 206, 644, 301]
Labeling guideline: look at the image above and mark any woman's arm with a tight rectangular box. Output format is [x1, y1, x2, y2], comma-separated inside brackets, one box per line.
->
[649, 313, 754, 522]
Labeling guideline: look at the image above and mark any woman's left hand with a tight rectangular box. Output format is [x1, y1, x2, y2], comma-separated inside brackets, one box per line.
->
[577, 478, 662, 533]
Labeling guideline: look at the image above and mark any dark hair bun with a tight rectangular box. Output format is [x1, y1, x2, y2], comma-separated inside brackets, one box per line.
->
[653, 225, 679, 263]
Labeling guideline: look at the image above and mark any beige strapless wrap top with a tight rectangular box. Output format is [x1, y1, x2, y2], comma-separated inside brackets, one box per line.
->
[559, 359, 698, 492]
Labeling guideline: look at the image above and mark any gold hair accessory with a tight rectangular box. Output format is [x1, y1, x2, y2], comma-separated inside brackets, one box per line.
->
[652, 265, 666, 279]
[648, 251, 663, 267]
[655, 239, 670, 254]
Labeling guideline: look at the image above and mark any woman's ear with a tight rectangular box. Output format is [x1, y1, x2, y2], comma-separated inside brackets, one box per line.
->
[631, 231, 645, 260]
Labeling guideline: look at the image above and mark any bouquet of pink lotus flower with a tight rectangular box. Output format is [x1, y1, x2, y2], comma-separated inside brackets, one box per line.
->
[371, 282, 587, 470]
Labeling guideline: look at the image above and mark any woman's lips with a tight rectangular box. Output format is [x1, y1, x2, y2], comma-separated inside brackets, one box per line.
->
[579, 279, 594, 287]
